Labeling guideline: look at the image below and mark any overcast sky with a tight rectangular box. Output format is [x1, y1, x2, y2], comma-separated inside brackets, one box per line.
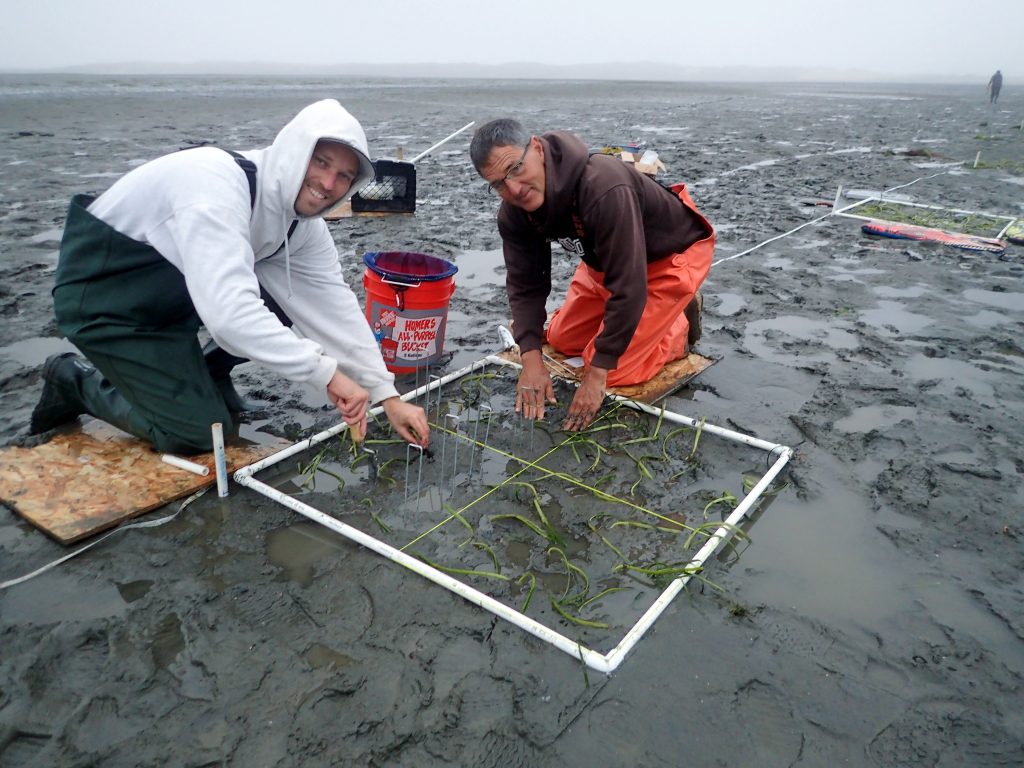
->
[2, 0, 1020, 80]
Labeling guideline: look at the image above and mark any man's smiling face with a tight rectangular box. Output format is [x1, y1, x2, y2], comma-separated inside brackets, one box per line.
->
[295, 140, 360, 217]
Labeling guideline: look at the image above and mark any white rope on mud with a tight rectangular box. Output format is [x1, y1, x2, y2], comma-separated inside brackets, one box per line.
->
[0, 488, 208, 590]
[710, 166, 965, 268]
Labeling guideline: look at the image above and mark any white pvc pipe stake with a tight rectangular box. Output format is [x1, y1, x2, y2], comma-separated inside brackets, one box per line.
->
[211, 423, 229, 497]
[161, 454, 210, 476]
[410, 121, 476, 164]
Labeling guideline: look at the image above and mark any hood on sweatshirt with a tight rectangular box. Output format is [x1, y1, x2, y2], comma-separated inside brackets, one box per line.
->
[261, 99, 375, 220]
[532, 132, 590, 229]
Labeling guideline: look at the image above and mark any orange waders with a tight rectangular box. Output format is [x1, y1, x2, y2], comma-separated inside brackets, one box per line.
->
[545, 183, 714, 386]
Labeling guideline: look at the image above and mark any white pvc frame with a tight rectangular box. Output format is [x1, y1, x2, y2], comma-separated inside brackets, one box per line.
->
[234, 355, 793, 673]
[834, 190, 1018, 239]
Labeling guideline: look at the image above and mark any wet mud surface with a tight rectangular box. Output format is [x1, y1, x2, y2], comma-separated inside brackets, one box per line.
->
[1, 76, 1023, 766]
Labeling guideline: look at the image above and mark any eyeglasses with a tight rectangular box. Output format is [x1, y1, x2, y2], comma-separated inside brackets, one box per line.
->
[487, 142, 531, 195]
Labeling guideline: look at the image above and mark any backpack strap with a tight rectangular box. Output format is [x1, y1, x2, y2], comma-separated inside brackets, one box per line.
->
[223, 149, 297, 249]
[225, 149, 257, 209]
[182, 146, 296, 252]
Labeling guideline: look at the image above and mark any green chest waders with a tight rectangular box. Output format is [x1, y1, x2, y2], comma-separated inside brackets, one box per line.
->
[52, 195, 232, 453]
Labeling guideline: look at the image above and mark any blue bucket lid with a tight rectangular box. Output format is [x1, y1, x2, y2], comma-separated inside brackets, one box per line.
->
[363, 251, 458, 282]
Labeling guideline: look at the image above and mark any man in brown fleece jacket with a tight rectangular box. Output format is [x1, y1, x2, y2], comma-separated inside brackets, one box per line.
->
[470, 118, 714, 431]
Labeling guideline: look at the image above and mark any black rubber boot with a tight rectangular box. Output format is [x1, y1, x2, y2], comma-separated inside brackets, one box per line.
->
[202, 340, 259, 415]
[684, 291, 703, 349]
[29, 353, 152, 441]
[29, 353, 88, 433]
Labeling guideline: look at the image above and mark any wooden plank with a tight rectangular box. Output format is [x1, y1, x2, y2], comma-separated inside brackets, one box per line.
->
[324, 200, 353, 219]
[496, 344, 716, 404]
[0, 419, 288, 544]
[323, 201, 414, 220]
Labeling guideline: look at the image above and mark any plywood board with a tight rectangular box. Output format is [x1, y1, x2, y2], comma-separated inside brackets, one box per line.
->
[497, 344, 715, 404]
[0, 419, 288, 544]
[324, 201, 413, 220]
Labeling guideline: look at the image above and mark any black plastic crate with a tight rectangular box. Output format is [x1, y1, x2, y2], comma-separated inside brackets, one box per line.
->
[352, 159, 417, 214]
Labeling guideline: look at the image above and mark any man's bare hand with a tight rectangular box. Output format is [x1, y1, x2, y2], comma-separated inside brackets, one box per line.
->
[326, 371, 370, 441]
[382, 397, 430, 447]
[516, 350, 557, 421]
[562, 365, 608, 432]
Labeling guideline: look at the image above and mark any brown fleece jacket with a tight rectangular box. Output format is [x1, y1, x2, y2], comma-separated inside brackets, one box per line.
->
[497, 131, 709, 370]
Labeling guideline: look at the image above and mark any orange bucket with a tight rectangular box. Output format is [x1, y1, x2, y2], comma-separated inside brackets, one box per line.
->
[362, 251, 458, 374]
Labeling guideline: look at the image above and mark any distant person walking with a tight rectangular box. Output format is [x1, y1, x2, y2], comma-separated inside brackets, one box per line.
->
[988, 70, 1003, 103]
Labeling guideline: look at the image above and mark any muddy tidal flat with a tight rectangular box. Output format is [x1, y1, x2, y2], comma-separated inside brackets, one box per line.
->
[1, 75, 1023, 766]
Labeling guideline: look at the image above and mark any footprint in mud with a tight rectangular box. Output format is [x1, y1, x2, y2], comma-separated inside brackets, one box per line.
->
[459, 729, 541, 768]
[732, 679, 804, 761]
[0, 728, 52, 766]
[867, 698, 1023, 766]
[758, 609, 835, 658]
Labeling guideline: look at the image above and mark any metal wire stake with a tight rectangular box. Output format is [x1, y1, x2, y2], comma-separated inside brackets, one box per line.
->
[413, 444, 425, 513]
[469, 408, 481, 476]
[405, 443, 413, 501]
[405, 443, 425, 508]
[482, 404, 493, 447]
[421, 364, 430, 417]
[430, 373, 442, 423]
[479, 404, 492, 478]
[362, 445, 377, 486]
[442, 412, 459, 495]
[449, 414, 462, 495]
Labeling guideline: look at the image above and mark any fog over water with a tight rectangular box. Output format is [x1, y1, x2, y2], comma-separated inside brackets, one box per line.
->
[3, 0, 1021, 82]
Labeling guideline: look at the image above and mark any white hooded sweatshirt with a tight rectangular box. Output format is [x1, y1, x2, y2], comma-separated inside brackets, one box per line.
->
[87, 99, 398, 404]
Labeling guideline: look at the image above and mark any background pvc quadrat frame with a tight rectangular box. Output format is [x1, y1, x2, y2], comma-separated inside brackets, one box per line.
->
[234, 355, 794, 673]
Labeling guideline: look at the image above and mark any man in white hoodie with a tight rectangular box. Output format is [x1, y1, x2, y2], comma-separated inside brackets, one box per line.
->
[29, 99, 429, 453]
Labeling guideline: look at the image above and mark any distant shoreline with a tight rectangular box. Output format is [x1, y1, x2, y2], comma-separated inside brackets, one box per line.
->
[0, 61, 994, 85]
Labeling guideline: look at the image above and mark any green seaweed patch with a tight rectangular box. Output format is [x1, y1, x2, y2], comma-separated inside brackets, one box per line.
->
[855, 201, 1008, 238]
[973, 158, 1024, 173]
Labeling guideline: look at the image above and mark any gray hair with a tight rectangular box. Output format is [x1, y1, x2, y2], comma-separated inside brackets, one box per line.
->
[469, 119, 529, 171]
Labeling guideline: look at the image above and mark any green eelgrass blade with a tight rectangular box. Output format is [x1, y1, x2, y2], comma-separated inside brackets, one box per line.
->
[491, 514, 550, 542]
[548, 546, 589, 602]
[689, 417, 706, 460]
[580, 586, 629, 610]
[518, 571, 537, 612]
[469, 540, 501, 573]
[409, 550, 509, 582]
[703, 491, 738, 519]
[549, 596, 609, 629]
[443, 504, 475, 534]
[610, 520, 657, 531]
[587, 514, 627, 560]
[683, 520, 751, 550]
[661, 426, 691, 460]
